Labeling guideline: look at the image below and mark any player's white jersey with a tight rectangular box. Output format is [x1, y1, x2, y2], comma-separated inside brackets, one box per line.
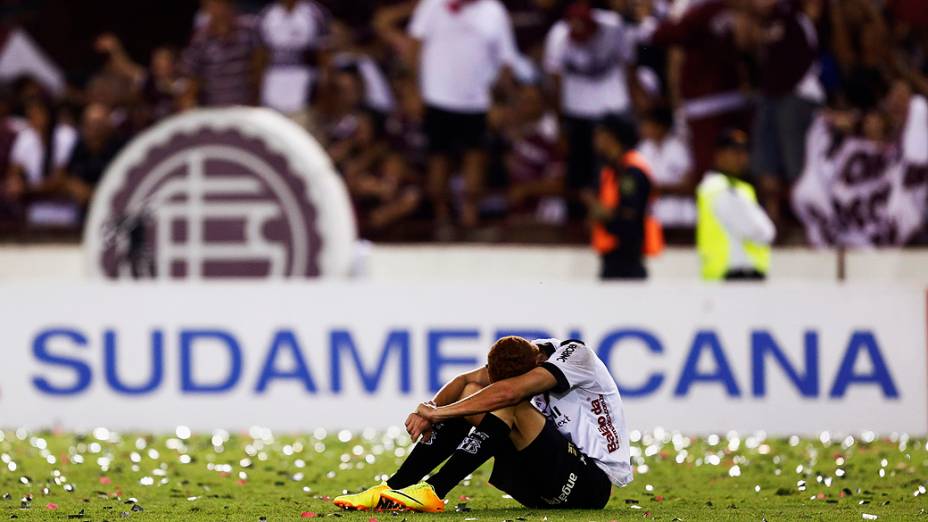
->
[531, 338, 632, 486]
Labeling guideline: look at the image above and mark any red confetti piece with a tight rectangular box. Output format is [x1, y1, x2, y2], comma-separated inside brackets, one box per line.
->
[301, 512, 317, 518]
[321, 496, 331, 501]
[100, 476, 112, 485]
[654, 495, 665, 502]
[237, 479, 247, 486]
[46, 503, 58, 510]
[368, 518, 378, 522]
[458, 495, 470, 501]
[816, 492, 826, 500]
[644, 511, 653, 518]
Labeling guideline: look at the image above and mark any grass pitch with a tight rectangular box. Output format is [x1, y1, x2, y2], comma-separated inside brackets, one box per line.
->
[0, 427, 926, 521]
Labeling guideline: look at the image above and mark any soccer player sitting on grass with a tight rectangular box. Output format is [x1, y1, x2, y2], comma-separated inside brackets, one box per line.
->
[333, 336, 632, 512]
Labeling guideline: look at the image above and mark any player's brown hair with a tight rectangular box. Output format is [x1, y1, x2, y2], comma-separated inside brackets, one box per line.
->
[487, 336, 539, 383]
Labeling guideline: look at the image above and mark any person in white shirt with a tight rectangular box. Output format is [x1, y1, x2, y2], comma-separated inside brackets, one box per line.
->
[408, 0, 522, 229]
[257, 0, 330, 114]
[334, 336, 630, 512]
[330, 52, 395, 117]
[638, 106, 696, 228]
[5, 98, 79, 226]
[544, 1, 636, 196]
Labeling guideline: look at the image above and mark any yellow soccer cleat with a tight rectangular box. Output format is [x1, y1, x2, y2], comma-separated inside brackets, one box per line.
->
[332, 482, 394, 511]
[380, 482, 445, 513]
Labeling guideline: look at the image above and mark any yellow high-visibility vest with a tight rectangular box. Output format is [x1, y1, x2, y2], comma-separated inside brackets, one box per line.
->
[696, 173, 770, 280]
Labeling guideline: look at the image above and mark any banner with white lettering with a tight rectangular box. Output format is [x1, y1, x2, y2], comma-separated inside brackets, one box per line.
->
[792, 97, 928, 247]
[0, 283, 924, 435]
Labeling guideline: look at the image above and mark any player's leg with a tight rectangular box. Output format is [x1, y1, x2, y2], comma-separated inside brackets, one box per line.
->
[381, 407, 514, 512]
[493, 403, 613, 509]
[382, 402, 538, 511]
[385, 382, 483, 489]
[333, 382, 483, 510]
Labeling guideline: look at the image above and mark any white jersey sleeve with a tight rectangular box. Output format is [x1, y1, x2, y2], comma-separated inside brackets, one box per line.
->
[539, 339, 597, 393]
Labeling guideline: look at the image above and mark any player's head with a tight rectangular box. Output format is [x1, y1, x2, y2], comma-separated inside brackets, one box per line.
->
[714, 129, 750, 177]
[487, 336, 540, 383]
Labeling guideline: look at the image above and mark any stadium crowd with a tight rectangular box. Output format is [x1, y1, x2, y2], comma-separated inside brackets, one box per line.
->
[0, 0, 926, 245]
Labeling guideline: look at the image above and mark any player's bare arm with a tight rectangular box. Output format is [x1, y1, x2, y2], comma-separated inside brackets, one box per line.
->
[405, 366, 490, 439]
[410, 367, 557, 439]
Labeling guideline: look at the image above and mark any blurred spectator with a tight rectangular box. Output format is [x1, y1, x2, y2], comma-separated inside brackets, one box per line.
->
[342, 113, 424, 235]
[180, 0, 262, 107]
[587, 115, 652, 279]
[749, 0, 824, 231]
[257, 0, 330, 114]
[0, 89, 24, 226]
[62, 103, 126, 207]
[5, 97, 79, 226]
[330, 51, 396, 119]
[0, 89, 21, 176]
[697, 129, 775, 281]
[142, 47, 187, 119]
[791, 79, 928, 247]
[95, 35, 186, 126]
[385, 76, 428, 175]
[322, 68, 367, 165]
[407, 0, 521, 230]
[637, 105, 694, 228]
[504, 82, 566, 224]
[545, 1, 636, 199]
[508, 0, 564, 60]
[649, 0, 753, 181]
[1, 0, 926, 247]
[828, 0, 893, 95]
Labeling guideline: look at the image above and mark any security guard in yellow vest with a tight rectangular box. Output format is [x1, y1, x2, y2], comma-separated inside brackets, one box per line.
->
[697, 130, 775, 281]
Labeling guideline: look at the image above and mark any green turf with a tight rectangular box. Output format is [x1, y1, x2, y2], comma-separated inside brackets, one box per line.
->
[0, 427, 926, 521]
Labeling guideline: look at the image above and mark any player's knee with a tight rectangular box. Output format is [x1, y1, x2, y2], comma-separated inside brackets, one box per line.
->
[489, 407, 516, 427]
[460, 382, 484, 400]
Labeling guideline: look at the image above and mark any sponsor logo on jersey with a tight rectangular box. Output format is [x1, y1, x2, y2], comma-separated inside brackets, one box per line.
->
[591, 394, 620, 452]
[556, 343, 579, 363]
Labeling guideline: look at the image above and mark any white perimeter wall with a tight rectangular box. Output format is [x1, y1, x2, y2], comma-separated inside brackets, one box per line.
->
[1, 243, 927, 282]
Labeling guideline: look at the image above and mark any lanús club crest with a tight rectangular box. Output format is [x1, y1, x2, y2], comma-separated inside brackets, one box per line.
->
[84, 108, 356, 280]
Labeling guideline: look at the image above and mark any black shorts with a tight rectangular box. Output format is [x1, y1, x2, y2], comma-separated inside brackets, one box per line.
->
[489, 419, 613, 509]
[424, 105, 487, 155]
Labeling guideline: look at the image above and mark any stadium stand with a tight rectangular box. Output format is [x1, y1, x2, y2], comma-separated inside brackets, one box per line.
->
[0, 0, 926, 250]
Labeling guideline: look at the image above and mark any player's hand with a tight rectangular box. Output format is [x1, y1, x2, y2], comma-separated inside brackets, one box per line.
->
[405, 412, 432, 442]
[415, 401, 439, 422]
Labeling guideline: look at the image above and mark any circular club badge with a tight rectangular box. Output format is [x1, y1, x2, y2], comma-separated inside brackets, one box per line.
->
[83, 108, 356, 279]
